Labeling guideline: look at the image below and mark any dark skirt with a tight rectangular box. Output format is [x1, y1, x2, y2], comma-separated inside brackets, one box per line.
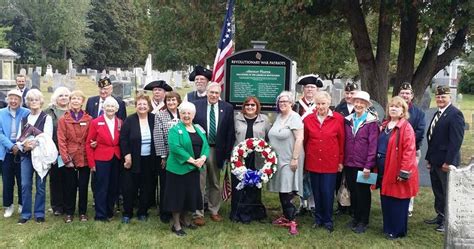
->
[163, 170, 202, 213]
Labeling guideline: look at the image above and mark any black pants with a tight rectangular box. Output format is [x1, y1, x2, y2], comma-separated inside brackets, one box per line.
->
[157, 159, 171, 219]
[279, 192, 297, 221]
[49, 162, 65, 213]
[121, 156, 154, 218]
[344, 167, 371, 225]
[63, 166, 90, 215]
[429, 165, 447, 219]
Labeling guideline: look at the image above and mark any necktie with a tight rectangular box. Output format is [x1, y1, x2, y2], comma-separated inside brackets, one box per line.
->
[98, 101, 104, 116]
[428, 111, 441, 141]
[209, 104, 216, 144]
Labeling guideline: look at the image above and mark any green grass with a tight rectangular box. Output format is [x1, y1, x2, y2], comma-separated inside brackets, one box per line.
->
[3, 76, 471, 248]
[0, 185, 443, 249]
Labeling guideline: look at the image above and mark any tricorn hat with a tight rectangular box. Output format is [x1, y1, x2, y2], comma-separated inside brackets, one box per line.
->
[189, 65, 212, 81]
[97, 77, 112, 88]
[400, 82, 413, 92]
[434, 85, 450, 95]
[345, 82, 359, 92]
[144, 80, 173, 92]
[297, 74, 323, 87]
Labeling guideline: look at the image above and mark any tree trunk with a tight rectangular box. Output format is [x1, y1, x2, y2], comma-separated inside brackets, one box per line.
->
[393, 0, 418, 97]
[344, 0, 393, 109]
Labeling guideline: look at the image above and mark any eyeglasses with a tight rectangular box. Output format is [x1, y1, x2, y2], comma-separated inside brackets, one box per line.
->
[278, 100, 290, 104]
[244, 103, 256, 107]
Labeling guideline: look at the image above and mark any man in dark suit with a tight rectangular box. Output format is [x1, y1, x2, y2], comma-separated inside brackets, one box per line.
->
[85, 77, 127, 121]
[15, 75, 29, 108]
[192, 82, 235, 225]
[424, 85, 465, 233]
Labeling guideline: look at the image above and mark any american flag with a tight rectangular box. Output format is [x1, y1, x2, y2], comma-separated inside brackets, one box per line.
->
[211, 0, 235, 86]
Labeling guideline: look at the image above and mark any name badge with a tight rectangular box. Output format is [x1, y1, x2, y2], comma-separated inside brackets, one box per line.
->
[80, 122, 87, 126]
[98, 122, 105, 125]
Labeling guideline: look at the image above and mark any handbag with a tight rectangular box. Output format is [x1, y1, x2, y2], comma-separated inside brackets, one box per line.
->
[221, 162, 232, 201]
[337, 172, 351, 207]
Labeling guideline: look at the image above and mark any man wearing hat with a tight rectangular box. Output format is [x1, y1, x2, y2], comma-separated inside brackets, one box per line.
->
[293, 74, 322, 215]
[184, 65, 212, 102]
[333, 81, 358, 216]
[335, 82, 359, 117]
[398, 82, 425, 217]
[85, 77, 127, 121]
[0, 89, 30, 218]
[424, 85, 464, 233]
[144, 80, 173, 114]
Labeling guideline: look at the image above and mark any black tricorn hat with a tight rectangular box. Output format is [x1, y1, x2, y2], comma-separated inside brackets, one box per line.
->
[400, 82, 413, 92]
[144, 80, 173, 91]
[297, 74, 323, 87]
[434, 85, 451, 95]
[189, 65, 212, 81]
[98, 77, 112, 88]
[344, 82, 358, 92]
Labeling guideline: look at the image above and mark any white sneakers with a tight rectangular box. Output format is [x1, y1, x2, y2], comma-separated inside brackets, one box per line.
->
[4, 204, 14, 218]
[3, 204, 22, 218]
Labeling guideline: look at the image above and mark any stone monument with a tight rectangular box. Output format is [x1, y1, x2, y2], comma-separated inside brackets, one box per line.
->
[445, 164, 474, 249]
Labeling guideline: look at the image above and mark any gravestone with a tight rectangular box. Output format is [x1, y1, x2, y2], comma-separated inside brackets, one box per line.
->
[174, 71, 183, 88]
[31, 71, 41, 89]
[81, 69, 86, 75]
[224, 47, 293, 111]
[27, 67, 34, 76]
[420, 87, 432, 110]
[45, 64, 53, 78]
[53, 73, 62, 89]
[445, 164, 474, 249]
[69, 68, 77, 78]
[19, 68, 27, 76]
[35, 66, 42, 76]
[418, 108, 437, 186]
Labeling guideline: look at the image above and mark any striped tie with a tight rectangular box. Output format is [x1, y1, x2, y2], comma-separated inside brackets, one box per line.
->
[428, 111, 441, 141]
[209, 104, 216, 144]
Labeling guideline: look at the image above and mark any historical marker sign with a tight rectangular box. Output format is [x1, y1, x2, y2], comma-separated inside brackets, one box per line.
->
[445, 164, 474, 249]
[225, 49, 292, 111]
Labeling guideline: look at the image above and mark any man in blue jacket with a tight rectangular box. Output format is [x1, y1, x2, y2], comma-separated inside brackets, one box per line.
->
[0, 89, 30, 218]
[424, 85, 465, 233]
[398, 82, 425, 217]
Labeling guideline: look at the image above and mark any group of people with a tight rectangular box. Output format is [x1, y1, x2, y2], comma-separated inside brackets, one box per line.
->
[0, 66, 465, 239]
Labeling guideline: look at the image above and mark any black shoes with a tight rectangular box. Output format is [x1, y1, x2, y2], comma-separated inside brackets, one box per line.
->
[17, 218, 28, 224]
[352, 223, 368, 233]
[35, 217, 45, 223]
[424, 216, 442, 225]
[171, 225, 187, 236]
[435, 223, 445, 232]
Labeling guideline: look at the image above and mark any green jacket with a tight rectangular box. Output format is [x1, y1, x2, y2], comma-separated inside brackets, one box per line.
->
[166, 121, 210, 175]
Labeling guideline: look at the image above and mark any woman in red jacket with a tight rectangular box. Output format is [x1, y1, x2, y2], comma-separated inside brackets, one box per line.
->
[377, 96, 419, 239]
[303, 91, 345, 232]
[57, 90, 93, 223]
[86, 96, 122, 222]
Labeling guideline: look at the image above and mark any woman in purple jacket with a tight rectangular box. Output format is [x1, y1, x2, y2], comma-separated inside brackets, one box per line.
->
[343, 91, 379, 234]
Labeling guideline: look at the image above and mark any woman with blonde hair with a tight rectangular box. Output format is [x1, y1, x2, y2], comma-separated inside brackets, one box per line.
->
[377, 96, 418, 239]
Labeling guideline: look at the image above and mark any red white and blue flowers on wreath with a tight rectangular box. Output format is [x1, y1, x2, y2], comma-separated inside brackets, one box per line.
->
[230, 138, 278, 190]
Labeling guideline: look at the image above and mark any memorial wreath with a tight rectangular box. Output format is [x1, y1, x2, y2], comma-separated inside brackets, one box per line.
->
[230, 138, 278, 190]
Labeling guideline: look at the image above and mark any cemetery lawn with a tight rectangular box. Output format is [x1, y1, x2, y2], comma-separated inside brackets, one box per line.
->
[0, 185, 444, 249]
[3, 76, 471, 248]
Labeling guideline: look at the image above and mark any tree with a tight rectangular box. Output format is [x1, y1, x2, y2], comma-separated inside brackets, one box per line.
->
[84, 0, 148, 69]
[310, 0, 472, 106]
[0, 25, 10, 47]
[0, 0, 91, 63]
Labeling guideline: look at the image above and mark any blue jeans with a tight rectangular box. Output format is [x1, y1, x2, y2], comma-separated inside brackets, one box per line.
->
[20, 156, 46, 219]
[2, 153, 22, 207]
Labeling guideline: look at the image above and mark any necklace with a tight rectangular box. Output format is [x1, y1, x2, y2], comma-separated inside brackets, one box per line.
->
[384, 126, 393, 134]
